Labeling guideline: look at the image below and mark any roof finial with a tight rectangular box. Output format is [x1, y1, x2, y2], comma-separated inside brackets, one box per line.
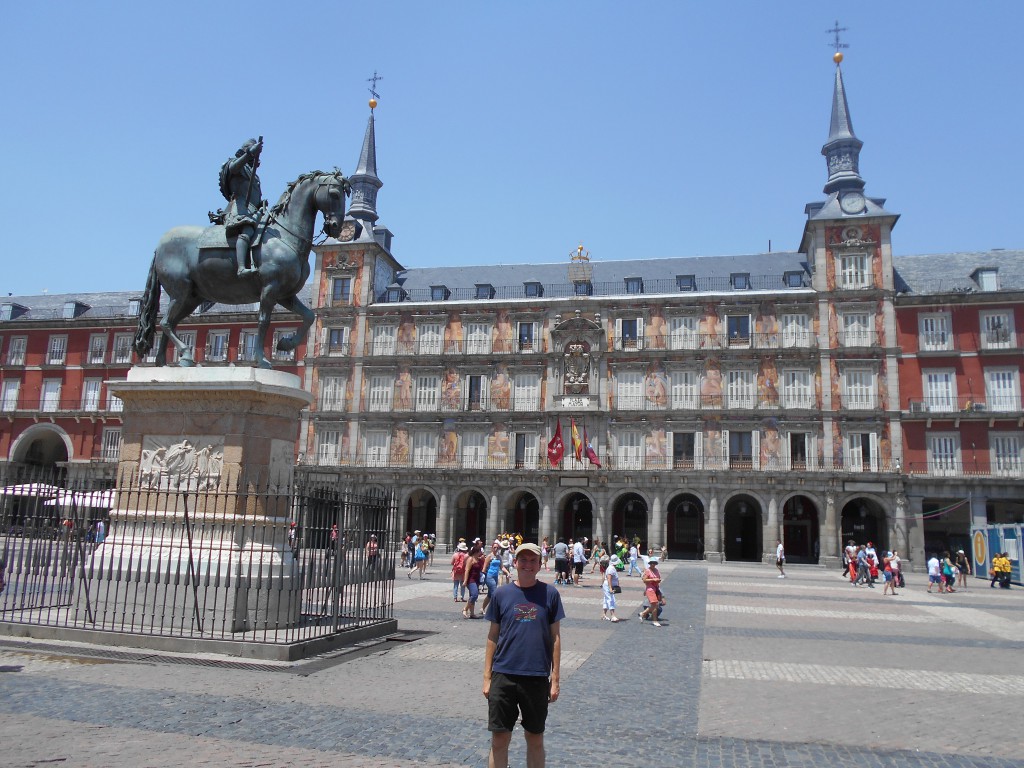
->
[367, 70, 382, 110]
[827, 20, 849, 64]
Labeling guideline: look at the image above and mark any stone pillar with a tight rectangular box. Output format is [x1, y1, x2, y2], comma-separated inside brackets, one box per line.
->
[437, 491, 450, 551]
[764, 496, 779, 563]
[705, 495, 722, 562]
[488, 493, 500, 540]
[650, 494, 664, 555]
[593, 499, 606, 545]
[970, 494, 988, 529]
[907, 495, 926, 571]
[821, 490, 840, 567]
[540, 492, 554, 547]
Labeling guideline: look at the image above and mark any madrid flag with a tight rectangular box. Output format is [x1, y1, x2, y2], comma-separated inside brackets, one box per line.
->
[583, 426, 602, 468]
[547, 421, 565, 466]
[570, 418, 583, 462]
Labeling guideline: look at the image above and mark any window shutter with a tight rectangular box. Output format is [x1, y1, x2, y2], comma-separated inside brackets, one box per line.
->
[636, 318, 645, 350]
[721, 429, 730, 469]
[615, 319, 623, 350]
[869, 432, 879, 472]
[666, 432, 675, 470]
[694, 431, 704, 470]
[751, 430, 760, 470]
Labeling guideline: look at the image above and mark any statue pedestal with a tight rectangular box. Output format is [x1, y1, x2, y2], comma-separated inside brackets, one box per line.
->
[79, 368, 312, 634]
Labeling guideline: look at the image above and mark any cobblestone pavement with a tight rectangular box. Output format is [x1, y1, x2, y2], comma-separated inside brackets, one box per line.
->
[1, 561, 1022, 767]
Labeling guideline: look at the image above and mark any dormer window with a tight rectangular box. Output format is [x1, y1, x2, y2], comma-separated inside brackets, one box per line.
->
[386, 284, 406, 303]
[128, 299, 141, 316]
[524, 281, 543, 298]
[784, 271, 804, 288]
[430, 285, 450, 302]
[200, 300, 216, 313]
[731, 273, 751, 290]
[475, 284, 495, 300]
[624, 277, 643, 295]
[573, 281, 593, 297]
[677, 274, 696, 292]
[974, 268, 999, 291]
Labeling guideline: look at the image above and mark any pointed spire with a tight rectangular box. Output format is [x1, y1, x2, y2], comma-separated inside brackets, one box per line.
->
[821, 56, 865, 196]
[348, 105, 383, 227]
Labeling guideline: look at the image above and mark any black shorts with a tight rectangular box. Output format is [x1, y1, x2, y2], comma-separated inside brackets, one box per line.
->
[488, 672, 550, 734]
[573, 561, 585, 576]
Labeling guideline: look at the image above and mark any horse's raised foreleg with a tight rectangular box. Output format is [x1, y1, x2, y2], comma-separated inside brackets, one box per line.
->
[160, 295, 203, 367]
[254, 287, 279, 369]
[274, 293, 315, 354]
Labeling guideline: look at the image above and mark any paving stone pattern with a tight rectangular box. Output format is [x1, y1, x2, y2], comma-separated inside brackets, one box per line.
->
[0, 561, 1021, 767]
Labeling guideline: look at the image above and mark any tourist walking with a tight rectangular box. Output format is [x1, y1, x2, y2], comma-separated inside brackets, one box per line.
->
[481, 541, 507, 613]
[638, 556, 663, 627]
[451, 542, 469, 602]
[601, 555, 621, 622]
[775, 539, 786, 578]
[365, 533, 379, 574]
[589, 538, 606, 573]
[463, 541, 485, 618]
[991, 552, 1012, 589]
[541, 537, 550, 570]
[572, 537, 588, 586]
[955, 549, 972, 590]
[483, 543, 564, 768]
[941, 551, 957, 592]
[927, 553, 945, 593]
[552, 538, 569, 586]
[881, 551, 898, 595]
[626, 541, 642, 577]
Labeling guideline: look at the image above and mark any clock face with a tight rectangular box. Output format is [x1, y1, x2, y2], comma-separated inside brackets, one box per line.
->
[840, 191, 865, 215]
[337, 220, 358, 242]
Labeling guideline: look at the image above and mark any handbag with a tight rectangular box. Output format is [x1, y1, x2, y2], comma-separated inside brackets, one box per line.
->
[612, 584, 622, 594]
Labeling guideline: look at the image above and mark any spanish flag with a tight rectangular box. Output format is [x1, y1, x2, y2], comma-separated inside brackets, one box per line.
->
[570, 418, 583, 462]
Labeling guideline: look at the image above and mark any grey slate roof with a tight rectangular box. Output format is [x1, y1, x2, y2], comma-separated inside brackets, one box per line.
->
[893, 250, 1024, 295]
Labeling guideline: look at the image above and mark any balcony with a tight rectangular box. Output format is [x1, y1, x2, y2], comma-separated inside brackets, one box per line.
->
[905, 395, 1023, 417]
[3, 398, 125, 420]
[613, 332, 816, 353]
[904, 459, 1024, 480]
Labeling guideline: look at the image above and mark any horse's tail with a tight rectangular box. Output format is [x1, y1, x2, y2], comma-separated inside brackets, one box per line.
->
[133, 255, 161, 359]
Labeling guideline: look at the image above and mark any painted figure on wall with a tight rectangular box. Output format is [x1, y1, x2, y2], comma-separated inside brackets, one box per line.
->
[438, 420, 458, 466]
[492, 309, 514, 354]
[832, 422, 844, 469]
[874, 299, 885, 348]
[646, 307, 668, 350]
[390, 426, 410, 465]
[760, 417, 782, 469]
[701, 357, 723, 408]
[644, 362, 669, 408]
[394, 366, 413, 410]
[444, 310, 464, 354]
[487, 423, 510, 465]
[828, 304, 840, 348]
[441, 366, 461, 410]
[814, 368, 823, 409]
[700, 303, 721, 348]
[491, 363, 511, 410]
[830, 359, 842, 410]
[877, 359, 889, 411]
[345, 376, 355, 413]
[757, 356, 780, 408]
[397, 313, 416, 354]
[645, 427, 668, 468]
[756, 301, 779, 347]
[879, 423, 892, 469]
[704, 418, 724, 468]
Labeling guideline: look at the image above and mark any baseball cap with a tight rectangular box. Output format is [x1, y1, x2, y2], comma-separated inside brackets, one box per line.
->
[514, 543, 542, 558]
[648, 556, 660, 565]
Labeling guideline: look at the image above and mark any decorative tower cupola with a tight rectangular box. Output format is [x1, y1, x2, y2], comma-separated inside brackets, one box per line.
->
[822, 52, 865, 202]
[347, 74, 384, 237]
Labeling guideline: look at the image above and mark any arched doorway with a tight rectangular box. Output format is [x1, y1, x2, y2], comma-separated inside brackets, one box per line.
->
[10, 424, 71, 477]
[612, 493, 649, 552]
[452, 491, 488, 543]
[783, 495, 819, 563]
[405, 489, 437, 536]
[512, 493, 540, 543]
[667, 494, 704, 560]
[840, 498, 888, 552]
[724, 495, 762, 562]
[561, 493, 593, 543]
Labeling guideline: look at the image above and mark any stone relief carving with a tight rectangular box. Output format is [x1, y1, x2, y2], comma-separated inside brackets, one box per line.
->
[563, 342, 591, 394]
[140, 435, 225, 491]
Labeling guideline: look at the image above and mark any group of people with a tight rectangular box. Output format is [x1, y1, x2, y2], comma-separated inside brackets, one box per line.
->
[449, 533, 525, 619]
[989, 552, 1013, 589]
[402, 529, 436, 578]
[926, 550, 974, 593]
[539, 535, 667, 587]
[843, 539, 904, 594]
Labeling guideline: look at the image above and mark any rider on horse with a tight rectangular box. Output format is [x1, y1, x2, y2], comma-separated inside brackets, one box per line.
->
[217, 137, 265, 278]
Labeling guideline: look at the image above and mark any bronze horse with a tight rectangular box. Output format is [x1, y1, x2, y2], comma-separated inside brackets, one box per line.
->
[134, 169, 350, 368]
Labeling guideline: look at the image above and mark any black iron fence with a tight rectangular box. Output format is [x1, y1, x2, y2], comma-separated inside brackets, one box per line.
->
[0, 466, 397, 646]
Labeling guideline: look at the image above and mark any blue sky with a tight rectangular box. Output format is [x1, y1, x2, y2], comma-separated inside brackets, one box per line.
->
[1, 1, 1020, 296]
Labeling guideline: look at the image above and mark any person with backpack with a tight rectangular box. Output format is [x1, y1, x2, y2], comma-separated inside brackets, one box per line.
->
[451, 542, 469, 602]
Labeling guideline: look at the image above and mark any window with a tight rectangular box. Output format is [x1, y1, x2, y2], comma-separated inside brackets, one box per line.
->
[40, 379, 61, 412]
[625, 277, 643, 295]
[842, 368, 875, 409]
[513, 432, 539, 469]
[985, 368, 1020, 411]
[206, 331, 229, 362]
[107, 390, 123, 412]
[100, 428, 122, 461]
[726, 315, 750, 346]
[318, 375, 346, 411]
[430, 285, 450, 301]
[923, 370, 957, 412]
[616, 318, 644, 350]
[82, 379, 102, 410]
[87, 334, 107, 364]
[615, 371, 643, 410]
[615, 430, 642, 470]
[365, 430, 389, 467]
[173, 331, 196, 364]
[475, 284, 494, 300]
[781, 313, 811, 347]
[466, 323, 491, 355]
[784, 271, 805, 288]
[47, 335, 67, 365]
[927, 433, 960, 476]
[413, 431, 438, 468]
[272, 329, 296, 361]
[112, 333, 133, 364]
[847, 432, 879, 472]
[573, 281, 593, 296]
[316, 429, 342, 465]
[238, 330, 259, 362]
[671, 432, 697, 468]
[326, 327, 348, 356]
[128, 299, 141, 316]
[462, 431, 487, 469]
[677, 274, 696, 292]
[517, 322, 537, 353]
[523, 282, 542, 298]
[331, 277, 351, 305]
[145, 333, 161, 363]
[1, 380, 19, 411]
[839, 253, 869, 289]
[789, 432, 813, 470]
[465, 374, 487, 410]
[418, 323, 443, 355]
[841, 312, 872, 346]
[980, 311, 1014, 349]
[919, 313, 952, 351]
[0, 304, 11, 321]
[368, 374, 393, 412]
[669, 316, 699, 350]
[726, 369, 755, 408]
[62, 301, 78, 320]
[512, 372, 540, 411]
[783, 369, 813, 408]
[386, 286, 405, 303]
[992, 434, 1022, 477]
[975, 268, 999, 291]
[415, 374, 440, 411]
[6, 336, 26, 366]
[371, 325, 396, 356]
[729, 431, 754, 467]
[670, 370, 698, 409]
[731, 273, 750, 290]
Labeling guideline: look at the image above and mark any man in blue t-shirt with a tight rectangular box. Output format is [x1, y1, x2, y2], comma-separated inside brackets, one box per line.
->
[483, 542, 565, 768]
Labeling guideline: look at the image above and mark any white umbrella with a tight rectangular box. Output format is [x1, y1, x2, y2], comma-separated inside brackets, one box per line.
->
[43, 490, 115, 509]
[1, 483, 63, 498]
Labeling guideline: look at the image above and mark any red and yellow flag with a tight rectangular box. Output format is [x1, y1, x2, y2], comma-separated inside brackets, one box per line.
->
[570, 418, 583, 461]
